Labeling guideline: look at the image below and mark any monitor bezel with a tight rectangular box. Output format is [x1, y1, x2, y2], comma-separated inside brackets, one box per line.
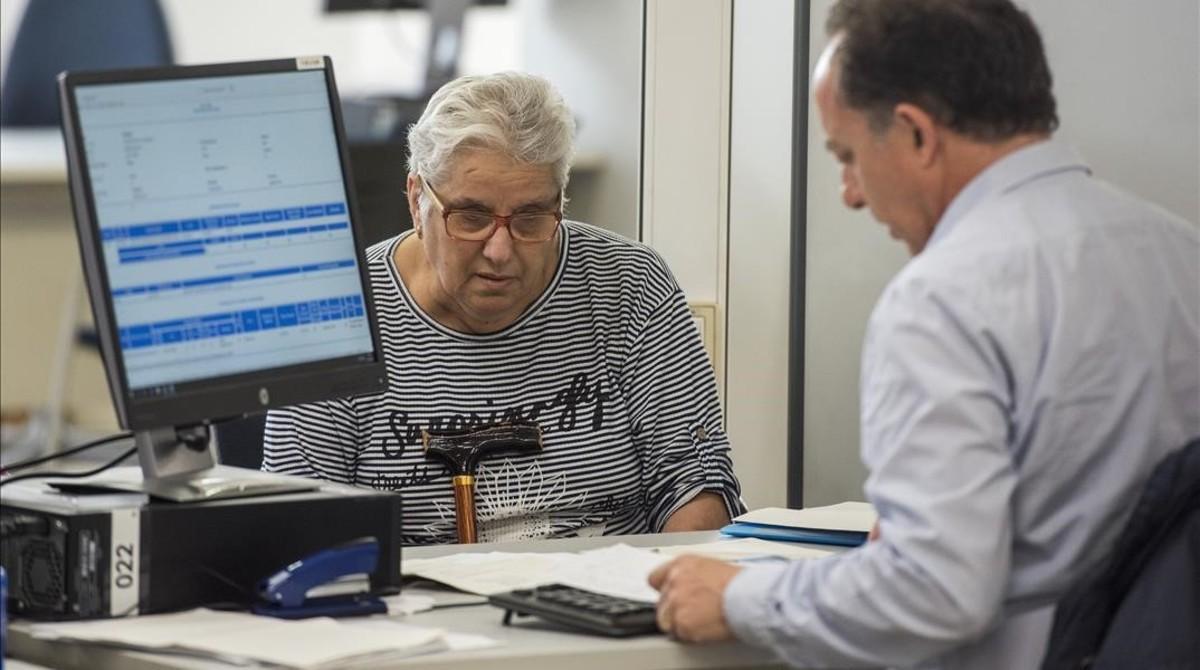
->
[58, 57, 388, 431]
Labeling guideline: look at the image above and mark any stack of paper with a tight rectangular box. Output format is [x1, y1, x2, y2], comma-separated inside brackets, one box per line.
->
[403, 544, 670, 602]
[401, 540, 837, 604]
[27, 609, 450, 669]
[721, 501, 877, 546]
[652, 537, 834, 561]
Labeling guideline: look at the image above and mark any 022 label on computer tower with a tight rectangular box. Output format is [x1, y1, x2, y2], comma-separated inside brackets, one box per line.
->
[109, 508, 140, 616]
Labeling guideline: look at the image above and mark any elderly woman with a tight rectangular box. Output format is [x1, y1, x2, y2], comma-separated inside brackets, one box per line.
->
[263, 72, 743, 545]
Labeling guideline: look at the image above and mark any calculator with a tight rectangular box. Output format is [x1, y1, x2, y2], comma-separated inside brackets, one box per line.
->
[488, 583, 661, 637]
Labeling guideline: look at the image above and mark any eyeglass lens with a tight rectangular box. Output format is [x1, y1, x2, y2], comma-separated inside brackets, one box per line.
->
[447, 211, 559, 242]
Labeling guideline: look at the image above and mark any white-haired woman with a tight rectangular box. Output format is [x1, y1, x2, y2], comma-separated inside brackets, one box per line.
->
[264, 72, 743, 545]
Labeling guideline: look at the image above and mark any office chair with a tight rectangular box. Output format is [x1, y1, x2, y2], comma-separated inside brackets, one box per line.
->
[215, 415, 269, 471]
[1, 0, 173, 126]
[1040, 437, 1200, 669]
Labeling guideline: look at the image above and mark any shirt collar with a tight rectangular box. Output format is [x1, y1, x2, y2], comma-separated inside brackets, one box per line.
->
[928, 138, 1092, 248]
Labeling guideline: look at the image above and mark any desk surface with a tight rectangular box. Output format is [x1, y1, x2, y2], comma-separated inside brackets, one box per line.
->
[0, 128, 67, 184]
[10, 531, 786, 670]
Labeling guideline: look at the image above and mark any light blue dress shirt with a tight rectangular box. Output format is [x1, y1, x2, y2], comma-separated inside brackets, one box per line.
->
[724, 139, 1200, 669]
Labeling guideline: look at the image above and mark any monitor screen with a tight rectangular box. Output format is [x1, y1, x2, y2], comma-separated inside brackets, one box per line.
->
[60, 58, 386, 431]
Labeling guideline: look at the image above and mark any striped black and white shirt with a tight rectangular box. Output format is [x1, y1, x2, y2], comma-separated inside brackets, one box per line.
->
[263, 221, 744, 545]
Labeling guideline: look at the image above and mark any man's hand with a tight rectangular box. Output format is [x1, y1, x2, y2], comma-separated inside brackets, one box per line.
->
[648, 555, 743, 642]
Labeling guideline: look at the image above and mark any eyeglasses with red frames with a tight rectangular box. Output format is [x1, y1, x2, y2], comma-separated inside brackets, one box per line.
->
[419, 175, 563, 243]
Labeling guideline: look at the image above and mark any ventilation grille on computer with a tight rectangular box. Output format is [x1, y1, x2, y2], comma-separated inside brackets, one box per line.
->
[20, 539, 67, 612]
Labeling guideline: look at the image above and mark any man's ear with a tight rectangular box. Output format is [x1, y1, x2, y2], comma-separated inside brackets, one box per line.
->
[893, 103, 939, 167]
[406, 173, 423, 238]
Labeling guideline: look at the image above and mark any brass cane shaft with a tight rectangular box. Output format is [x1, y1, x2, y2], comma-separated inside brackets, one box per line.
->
[452, 474, 478, 544]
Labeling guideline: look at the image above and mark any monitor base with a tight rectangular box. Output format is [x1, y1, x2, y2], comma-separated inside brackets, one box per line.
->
[47, 465, 319, 502]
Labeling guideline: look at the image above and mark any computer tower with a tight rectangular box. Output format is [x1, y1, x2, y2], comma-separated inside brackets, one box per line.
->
[0, 475, 402, 620]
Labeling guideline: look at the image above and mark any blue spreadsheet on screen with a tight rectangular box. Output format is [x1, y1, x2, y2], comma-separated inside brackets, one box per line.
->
[73, 70, 375, 396]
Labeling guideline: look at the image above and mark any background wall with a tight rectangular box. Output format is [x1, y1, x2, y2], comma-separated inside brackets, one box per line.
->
[725, 0, 795, 509]
[162, 0, 515, 96]
[517, 0, 642, 237]
[0, 0, 513, 98]
[801, 0, 1200, 505]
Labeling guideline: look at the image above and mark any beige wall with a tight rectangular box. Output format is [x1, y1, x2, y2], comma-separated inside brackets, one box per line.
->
[726, 0, 794, 509]
[0, 185, 117, 430]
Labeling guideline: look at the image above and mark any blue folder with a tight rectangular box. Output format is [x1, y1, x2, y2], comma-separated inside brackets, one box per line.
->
[720, 522, 867, 547]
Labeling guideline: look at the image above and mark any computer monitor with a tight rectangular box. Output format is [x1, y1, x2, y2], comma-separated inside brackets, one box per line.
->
[57, 56, 387, 501]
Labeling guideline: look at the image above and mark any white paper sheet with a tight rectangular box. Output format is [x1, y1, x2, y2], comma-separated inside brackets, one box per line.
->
[651, 537, 835, 561]
[402, 551, 576, 595]
[402, 543, 672, 602]
[381, 593, 436, 616]
[554, 544, 672, 602]
[346, 618, 500, 654]
[734, 501, 876, 532]
[28, 609, 451, 669]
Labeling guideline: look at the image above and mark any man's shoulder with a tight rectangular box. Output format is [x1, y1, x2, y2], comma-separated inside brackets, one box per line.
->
[948, 168, 1193, 252]
[879, 173, 1198, 326]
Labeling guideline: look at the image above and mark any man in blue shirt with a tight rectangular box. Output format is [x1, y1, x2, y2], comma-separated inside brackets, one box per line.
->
[649, 1, 1200, 668]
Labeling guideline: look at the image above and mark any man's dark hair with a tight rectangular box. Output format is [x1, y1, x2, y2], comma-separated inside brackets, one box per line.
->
[826, 0, 1059, 141]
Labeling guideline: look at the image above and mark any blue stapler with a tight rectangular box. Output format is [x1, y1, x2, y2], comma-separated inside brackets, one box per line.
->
[252, 537, 387, 619]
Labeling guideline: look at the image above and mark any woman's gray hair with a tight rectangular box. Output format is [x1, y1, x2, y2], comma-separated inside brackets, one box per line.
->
[407, 72, 576, 218]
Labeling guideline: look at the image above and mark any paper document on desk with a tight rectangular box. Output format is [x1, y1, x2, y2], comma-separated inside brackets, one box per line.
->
[403, 551, 571, 595]
[556, 544, 671, 601]
[722, 501, 876, 547]
[27, 608, 450, 669]
[652, 537, 835, 561]
[403, 543, 671, 602]
[735, 501, 877, 532]
[343, 617, 499, 654]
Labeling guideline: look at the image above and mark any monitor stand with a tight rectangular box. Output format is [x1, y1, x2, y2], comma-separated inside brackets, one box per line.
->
[64, 424, 318, 503]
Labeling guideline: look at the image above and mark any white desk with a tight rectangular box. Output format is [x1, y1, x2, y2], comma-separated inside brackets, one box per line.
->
[9, 531, 789, 669]
[0, 128, 67, 184]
